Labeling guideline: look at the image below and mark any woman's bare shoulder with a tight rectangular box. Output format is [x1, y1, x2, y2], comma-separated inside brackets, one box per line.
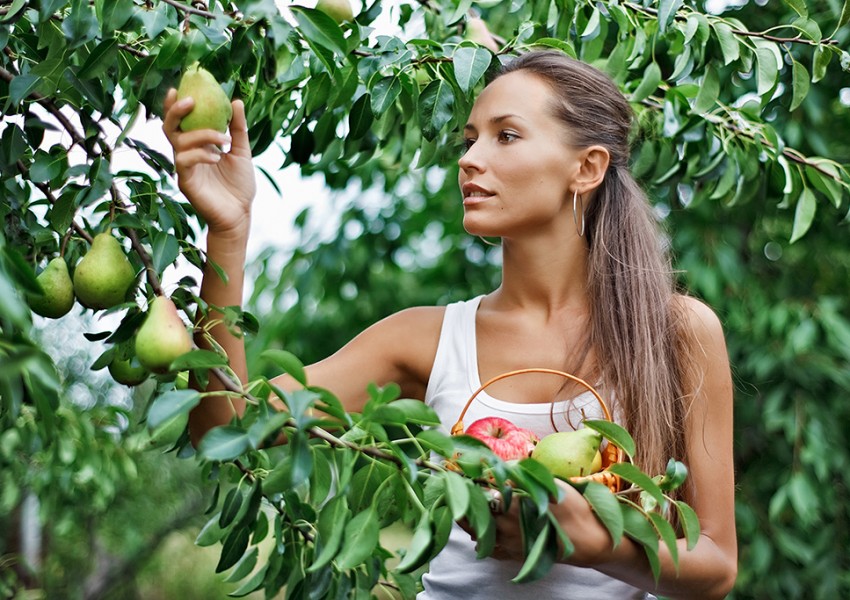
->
[673, 293, 725, 342]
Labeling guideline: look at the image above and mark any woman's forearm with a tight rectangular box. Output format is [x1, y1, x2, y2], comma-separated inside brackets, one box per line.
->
[594, 533, 737, 600]
[188, 226, 251, 445]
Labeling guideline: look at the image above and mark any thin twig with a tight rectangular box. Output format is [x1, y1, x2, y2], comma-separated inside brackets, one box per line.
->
[15, 160, 94, 244]
[159, 0, 216, 19]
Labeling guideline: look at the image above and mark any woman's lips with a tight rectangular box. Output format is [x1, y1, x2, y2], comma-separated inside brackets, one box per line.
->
[462, 183, 494, 205]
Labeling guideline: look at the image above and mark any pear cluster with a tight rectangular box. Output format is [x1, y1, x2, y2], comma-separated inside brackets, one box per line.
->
[28, 232, 135, 318]
[27, 231, 193, 387]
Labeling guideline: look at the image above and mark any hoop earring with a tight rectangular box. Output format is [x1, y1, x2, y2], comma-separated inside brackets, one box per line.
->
[573, 190, 585, 237]
[477, 235, 501, 247]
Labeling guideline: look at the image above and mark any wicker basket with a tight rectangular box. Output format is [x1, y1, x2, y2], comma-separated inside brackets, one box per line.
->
[450, 368, 625, 493]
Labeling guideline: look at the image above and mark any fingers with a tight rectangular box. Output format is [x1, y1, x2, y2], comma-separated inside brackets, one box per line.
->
[228, 99, 252, 158]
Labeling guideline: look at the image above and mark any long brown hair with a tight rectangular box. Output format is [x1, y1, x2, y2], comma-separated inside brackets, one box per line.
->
[496, 51, 695, 490]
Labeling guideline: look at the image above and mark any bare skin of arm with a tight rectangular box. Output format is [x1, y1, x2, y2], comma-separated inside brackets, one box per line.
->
[162, 91, 441, 447]
[487, 297, 737, 599]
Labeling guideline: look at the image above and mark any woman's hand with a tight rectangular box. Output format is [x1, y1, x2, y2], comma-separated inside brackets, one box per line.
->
[465, 483, 615, 565]
[162, 89, 256, 238]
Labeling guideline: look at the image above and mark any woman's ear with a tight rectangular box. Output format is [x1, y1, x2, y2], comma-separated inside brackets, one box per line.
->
[573, 145, 610, 194]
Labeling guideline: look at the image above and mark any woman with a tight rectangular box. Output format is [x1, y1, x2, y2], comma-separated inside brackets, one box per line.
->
[162, 50, 737, 599]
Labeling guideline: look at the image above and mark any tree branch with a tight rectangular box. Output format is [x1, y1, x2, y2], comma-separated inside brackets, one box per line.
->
[15, 161, 94, 245]
[159, 0, 216, 19]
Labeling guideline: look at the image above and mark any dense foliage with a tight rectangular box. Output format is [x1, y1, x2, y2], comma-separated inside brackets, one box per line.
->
[1, 0, 849, 598]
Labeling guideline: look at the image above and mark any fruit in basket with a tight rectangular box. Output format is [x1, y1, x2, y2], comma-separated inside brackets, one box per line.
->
[531, 427, 603, 480]
[176, 64, 233, 133]
[466, 417, 539, 461]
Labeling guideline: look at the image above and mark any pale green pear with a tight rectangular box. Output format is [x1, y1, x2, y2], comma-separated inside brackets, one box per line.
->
[464, 17, 499, 52]
[531, 427, 603, 480]
[177, 64, 233, 133]
[315, 0, 354, 23]
[73, 233, 136, 310]
[29, 257, 75, 318]
[135, 296, 193, 373]
[108, 340, 148, 386]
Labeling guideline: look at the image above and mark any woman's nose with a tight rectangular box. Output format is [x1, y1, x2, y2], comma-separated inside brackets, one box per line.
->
[458, 142, 485, 173]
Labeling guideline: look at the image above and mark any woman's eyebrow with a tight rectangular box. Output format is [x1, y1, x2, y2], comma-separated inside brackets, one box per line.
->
[463, 113, 525, 132]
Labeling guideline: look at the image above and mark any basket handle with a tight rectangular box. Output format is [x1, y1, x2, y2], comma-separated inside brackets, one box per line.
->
[450, 368, 613, 435]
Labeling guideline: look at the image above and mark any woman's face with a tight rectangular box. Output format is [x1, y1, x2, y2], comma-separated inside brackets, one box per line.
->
[458, 71, 583, 239]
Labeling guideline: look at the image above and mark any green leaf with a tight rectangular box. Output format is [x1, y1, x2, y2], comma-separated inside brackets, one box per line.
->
[783, 0, 808, 16]
[308, 495, 349, 572]
[169, 349, 228, 371]
[583, 482, 624, 547]
[631, 62, 661, 103]
[10, 74, 40, 106]
[812, 45, 831, 83]
[348, 93, 373, 139]
[146, 389, 201, 429]
[712, 22, 740, 65]
[623, 505, 661, 581]
[290, 6, 347, 57]
[693, 62, 719, 114]
[443, 470, 471, 521]
[223, 545, 258, 583]
[335, 507, 380, 570]
[452, 46, 491, 95]
[261, 349, 307, 385]
[790, 59, 810, 111]
[219, 487, 245, 528]
[790, 187, 817, 243]
[512, 521, 556, 583]
[151, 230, 180, 274]
[196, 512, 226, 547]
[227, 563, 268, 597]
[418, 79, 455, 141]
[396, 513, 434, 573]
[216, 526, 250, 573]
[198, 426, 253, 461]
[370, 76, 401, 115]
[674, 500, 700, 550]
[755, 46, 779, 97]
[607, 463, 665, 507]
[651, 512, 679, 564]
[416, 429, 455, 457]
[77, 37, 118, 80]
[657, 0, 683, 34]
[583, 420, 636, 458]
[466, 484, 496, 558]
[374, 399, 440, 426]
[659, 459, 689, 492]
[835, 0, 850, 35]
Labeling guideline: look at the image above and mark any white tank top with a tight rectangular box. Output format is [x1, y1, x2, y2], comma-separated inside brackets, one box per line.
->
[419, 296, 654, 600]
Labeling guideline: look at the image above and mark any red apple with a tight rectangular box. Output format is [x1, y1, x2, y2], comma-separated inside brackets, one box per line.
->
[466, 417, 539, 461]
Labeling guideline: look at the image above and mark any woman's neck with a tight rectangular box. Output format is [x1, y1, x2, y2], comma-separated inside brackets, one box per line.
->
[492, 234, 591, 318]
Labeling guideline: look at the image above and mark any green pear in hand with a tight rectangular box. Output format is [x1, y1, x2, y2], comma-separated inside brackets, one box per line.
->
[135, 296, 193, 373]
[29, 257, 75, 318]
[531, 427, 603, 480]
[177, 64, 233, 133]
[73, 233, 136, 310]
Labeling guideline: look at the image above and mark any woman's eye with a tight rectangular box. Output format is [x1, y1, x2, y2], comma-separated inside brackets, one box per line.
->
[461, 138, 476, 153]
[498, 131, 518, 143]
